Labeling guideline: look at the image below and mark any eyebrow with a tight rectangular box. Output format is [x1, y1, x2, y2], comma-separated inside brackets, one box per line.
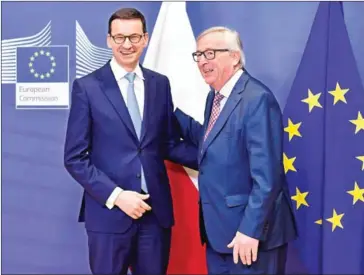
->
[111, 33, 140, 36]
[196, 48, 215, 52]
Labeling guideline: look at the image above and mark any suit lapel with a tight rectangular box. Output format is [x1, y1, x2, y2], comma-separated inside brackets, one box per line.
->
[198, 90, 215, 162]
[97, 62, 138, 141]
[140, 66, 156, 143]
[200, 72, 250, 162]
[202, 90, 215, 137]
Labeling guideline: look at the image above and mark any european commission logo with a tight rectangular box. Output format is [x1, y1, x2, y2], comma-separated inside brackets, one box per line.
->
[16, 46, 69, 109]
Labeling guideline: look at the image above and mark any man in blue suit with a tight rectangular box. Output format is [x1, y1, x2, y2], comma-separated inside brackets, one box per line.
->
[175, 26, 297, 274]
[64, 8, 197, 275]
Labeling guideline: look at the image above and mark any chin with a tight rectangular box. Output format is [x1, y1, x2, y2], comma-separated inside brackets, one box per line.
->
[118, 58, 137, 66]
[204, 76, 215, 86]
[123, 58, 137, 64]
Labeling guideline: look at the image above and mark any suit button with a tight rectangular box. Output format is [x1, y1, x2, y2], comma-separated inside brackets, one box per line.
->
[200, 170, 203, 175]
[138, 148, 142, 154]
[136, 173, 141, 179]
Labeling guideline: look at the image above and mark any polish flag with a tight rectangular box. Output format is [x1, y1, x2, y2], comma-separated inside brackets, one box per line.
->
[143, 2, 210, 274]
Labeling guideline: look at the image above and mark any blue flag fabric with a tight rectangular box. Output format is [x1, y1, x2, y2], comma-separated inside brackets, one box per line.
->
[283, 2, 364, 274]
[16, 46, 68, 83]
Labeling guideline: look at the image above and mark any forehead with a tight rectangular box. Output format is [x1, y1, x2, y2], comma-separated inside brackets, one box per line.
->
[197, 32, 228, 51]
[110, 19, 143, 35]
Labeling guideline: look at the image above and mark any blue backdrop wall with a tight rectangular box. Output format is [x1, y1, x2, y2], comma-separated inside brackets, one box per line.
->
[2, 1, 364, 273]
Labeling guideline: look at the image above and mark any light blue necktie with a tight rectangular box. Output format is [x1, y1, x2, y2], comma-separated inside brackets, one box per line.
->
[125, 72, 148, 193]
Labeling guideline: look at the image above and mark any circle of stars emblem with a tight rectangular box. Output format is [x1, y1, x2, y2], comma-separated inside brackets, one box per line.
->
[28, 50, 56, 79]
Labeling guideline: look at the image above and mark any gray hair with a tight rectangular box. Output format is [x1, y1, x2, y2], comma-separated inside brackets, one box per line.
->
[197, 26, 245, 68]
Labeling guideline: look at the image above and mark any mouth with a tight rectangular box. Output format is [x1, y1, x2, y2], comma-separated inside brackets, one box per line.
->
[119, 51, 135, 56]
[203, 68, 213, 74]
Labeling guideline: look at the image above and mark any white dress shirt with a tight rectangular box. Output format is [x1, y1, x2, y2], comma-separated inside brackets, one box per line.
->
[110, 57, 145, 116]
[105, 58, 145, 209]
[218, 69, 244, 110]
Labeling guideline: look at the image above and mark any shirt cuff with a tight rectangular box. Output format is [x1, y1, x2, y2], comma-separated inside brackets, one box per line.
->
[105, 187, 123, 209]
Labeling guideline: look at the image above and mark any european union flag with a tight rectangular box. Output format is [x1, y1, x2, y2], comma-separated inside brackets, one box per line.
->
[16, 46, 68, 83]
[283, 2, 364, 274]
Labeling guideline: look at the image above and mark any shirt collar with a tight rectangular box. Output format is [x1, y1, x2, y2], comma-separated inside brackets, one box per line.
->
[218, 69, 244, 98]
[110, 57, 145, 81]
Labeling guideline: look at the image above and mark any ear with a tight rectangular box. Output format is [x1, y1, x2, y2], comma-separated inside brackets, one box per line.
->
[106, 35, 112, 49]
[231, 51, 240, 67]
[143, 32, 149, 47]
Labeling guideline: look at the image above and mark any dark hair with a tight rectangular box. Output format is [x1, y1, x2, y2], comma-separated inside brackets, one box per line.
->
[108, 8, 147, 34]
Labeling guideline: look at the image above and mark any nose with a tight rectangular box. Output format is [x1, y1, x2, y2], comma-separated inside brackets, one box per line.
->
[122, 37, 132, 49]
[198, 57, 208, 66]
[197, 52, 210, 64]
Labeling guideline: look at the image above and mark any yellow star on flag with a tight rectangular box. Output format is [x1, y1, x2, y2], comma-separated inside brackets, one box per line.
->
[291, 187, 309, 209]
[315, 219, 323, 225]
[349, 111, 364, 134]
[347, 182, 364, 205]
[356, 155, 364, 171]
[283, 153, 297, 174]
[284, 118, 302, 141]
[301, 89, 323, 112]
[326, 209, 344, 232]
[328, 82, 349, 105]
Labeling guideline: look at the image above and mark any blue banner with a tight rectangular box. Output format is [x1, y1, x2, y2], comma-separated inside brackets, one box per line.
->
[17, 46, 68, 83]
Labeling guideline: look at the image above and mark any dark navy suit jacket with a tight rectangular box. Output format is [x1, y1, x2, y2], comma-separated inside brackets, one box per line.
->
[175, 71, 298, 253]
[64, 61, 197, 233]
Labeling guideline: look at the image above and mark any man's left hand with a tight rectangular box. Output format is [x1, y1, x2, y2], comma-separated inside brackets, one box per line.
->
[227, 231, 259, 265]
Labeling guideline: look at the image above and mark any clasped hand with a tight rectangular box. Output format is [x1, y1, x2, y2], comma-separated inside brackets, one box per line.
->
[114, 191, 151, 219]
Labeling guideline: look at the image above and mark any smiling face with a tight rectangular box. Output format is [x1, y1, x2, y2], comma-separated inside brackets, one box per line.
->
[107, 18, 149, 71]
[196, 31, 241, 91]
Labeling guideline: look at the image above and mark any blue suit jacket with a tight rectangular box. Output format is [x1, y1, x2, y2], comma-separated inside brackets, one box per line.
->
[175, 71, 297, 253]
[64, 61, 197, 233]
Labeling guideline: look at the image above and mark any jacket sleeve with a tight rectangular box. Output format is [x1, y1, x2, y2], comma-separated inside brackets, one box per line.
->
[163, 77, 199, 170]
[174, 108, 203, 148]
[64, 79, 117, 205]
[238, 91, 284, 240]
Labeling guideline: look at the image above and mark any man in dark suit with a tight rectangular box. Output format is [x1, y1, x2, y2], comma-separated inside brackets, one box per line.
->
[64, 7, 197, 275]
[174, 26, 298, 274]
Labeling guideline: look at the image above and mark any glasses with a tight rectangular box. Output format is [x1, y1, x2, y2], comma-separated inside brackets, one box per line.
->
[110, 33, 145, 44]
[192, 49, 230, 62]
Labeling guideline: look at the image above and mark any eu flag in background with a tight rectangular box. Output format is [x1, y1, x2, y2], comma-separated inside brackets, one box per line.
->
[16, 46, 68, 83]
[283, 2, 364, 274]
